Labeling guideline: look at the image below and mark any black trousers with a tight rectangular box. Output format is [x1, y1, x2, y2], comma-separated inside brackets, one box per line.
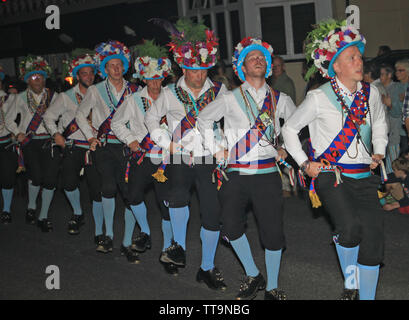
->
[22, 139, 61, 189]
[315, 173, 384, 266]
[62, 146, 102, 202]
[94, 143, 128, 202]
[163, 155, 221, 231]
[219, 171, 285, 251]
[0, 141, 17, 189]
[127, 157, 169, 220]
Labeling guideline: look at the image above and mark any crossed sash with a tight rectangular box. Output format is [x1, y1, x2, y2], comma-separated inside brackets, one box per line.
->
[152, 81, 222, 182]
[97, 81, 138, 142]
[306, 80, 373, 208]
[212, 86, 280, 190]
[16, 89, 54, 172]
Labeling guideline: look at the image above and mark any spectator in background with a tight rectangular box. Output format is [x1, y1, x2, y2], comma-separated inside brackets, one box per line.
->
[377, 45, 391, 57]
[210, 61, 233, 90]
[402, 68, 409, 155]
[271, 56, 296, 104]
[380, 64, 401, 172]
[271, 56, 297, 197]
[395, 60, 409, 155]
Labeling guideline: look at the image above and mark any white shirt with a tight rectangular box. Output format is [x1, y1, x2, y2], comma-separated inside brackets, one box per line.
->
[281, 78, 388, 166]
[197, 81, 296, 161]
[43, 84, 90, 141]
[75, 78, 133, 140]
[0, 90, 14, 137]
[4, 88, 58, 136]
[144, 76, 227, 157]
[111, 86, 167, 146]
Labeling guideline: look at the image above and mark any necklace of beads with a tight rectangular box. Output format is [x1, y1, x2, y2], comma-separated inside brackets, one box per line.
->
[239, 85, 278, 148]
[330, 77, 372, 158]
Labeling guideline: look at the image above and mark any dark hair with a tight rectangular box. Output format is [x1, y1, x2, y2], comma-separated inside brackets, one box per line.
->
[378, 45, 391, 56]
[392, 157, 409, 173]
[380, 63, 394, 75]
[363, 61, 380, 80]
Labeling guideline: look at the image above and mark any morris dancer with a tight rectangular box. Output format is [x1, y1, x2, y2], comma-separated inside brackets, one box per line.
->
[43, 50, 103, 236]
[75, 40, 139, 262]
[282, 20, 388, 300]
[145, 19, 228, 289]
[198, 37, 296, 300]
[0, 65, 17, 224]
[111, 40, 176, 271]
[5, 56, 59, 232]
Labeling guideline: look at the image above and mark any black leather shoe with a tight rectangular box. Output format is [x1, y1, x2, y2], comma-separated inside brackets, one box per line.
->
[95, 235, 106, 253]
[26, 209, 36, 225]
[120, 245, 140, 264]
[196, 267, 227, 291]
[160, 242, 186, 267]
[236, 273, 266, 300]
[68, 214, 84, 235]
[102, 236, 113, 253]
[264, 289, 287, 300]
[37, 219, 53, 232]
[340, 289, 359, 300]
[131, 232, 151, 252]
[159, 252, 179, 276]
[0, 212, 11, 224]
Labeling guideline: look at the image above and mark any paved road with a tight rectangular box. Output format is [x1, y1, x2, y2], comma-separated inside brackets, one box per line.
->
[1, 181, 409, 300]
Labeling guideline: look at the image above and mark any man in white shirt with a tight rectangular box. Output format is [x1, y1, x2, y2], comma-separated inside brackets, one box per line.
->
[282, 21, 388, 300]
[111, 40, 177, 273]
[4, 56, 59, 232]
[198, 37, 295, 300]
[0, 65, 17, 224]
[145, 19, 228, 290]
[75, 40, 139, 262]
[43, 52, 102, 237]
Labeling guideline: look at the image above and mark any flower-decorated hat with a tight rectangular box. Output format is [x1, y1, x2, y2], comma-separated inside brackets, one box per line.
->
[133, 39, 172, 80]
[167, 18, 219, 70]
[94, 40, 131, 78]
[232, 37, 274, 82]
[19, 55, 53, 83]
[62, 48, 96, 79]
[304, 19, 366, 80]
[0, 64, 5, 81]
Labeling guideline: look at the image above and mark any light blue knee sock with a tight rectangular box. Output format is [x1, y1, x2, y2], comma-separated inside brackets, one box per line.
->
[101, 196, 115, 239]
[2, 188, 14, 213]
[92, 201, 104, 236]
[265, 249, 282, 291]
[130, 202, 150, 235]
[335, 243, 360, 289]
[38, 188, 55, 221]
[122, 208, 136, 247]
[169, 206, 190, 250]
[161, 219, 173, 251]
[358, 264, 380, 300]
[28, 181, 40, 210]
[65, 188, 82, 216]
[230, 234, 259, 277]
[200, 227, 220, 271]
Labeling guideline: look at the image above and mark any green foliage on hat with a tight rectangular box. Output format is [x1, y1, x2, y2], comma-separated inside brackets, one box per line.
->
[175, 18, 208, 43]
[304, 19, 346, 81]
[134, 39, 167, 58]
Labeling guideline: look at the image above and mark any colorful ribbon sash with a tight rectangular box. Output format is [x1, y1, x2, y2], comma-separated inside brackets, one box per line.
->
[152, 81, 223, 183]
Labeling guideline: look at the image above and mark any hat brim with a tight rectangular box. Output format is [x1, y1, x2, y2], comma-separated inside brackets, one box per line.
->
[99, 54, 129, 78]
[236, 44, 272, 82]
[73, 64, 97, 78]
[328, 41, 365, 78]
[24, 70, 48, 83]
[181, 65, 214, 70]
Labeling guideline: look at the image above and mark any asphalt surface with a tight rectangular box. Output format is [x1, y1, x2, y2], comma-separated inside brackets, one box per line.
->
[1, 178, 409, 300]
